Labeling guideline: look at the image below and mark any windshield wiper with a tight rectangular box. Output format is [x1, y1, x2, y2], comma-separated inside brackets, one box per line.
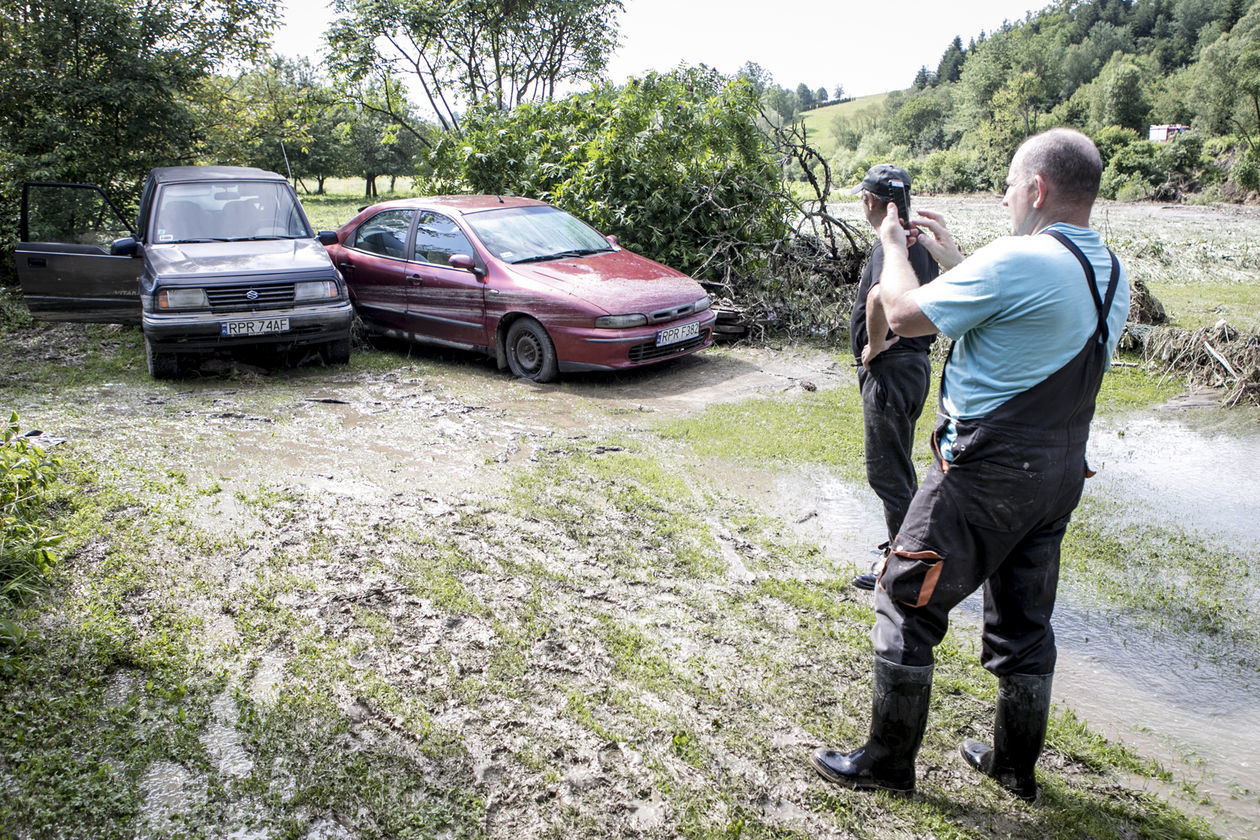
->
[512, 247, 610, 264]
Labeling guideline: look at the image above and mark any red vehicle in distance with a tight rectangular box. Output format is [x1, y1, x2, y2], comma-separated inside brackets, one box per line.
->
[325, 195, 716, 382]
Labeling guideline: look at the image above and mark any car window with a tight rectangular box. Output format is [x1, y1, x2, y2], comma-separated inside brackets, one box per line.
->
[351, 209, 413, 259]
[22, 183, 133, 248]
[152, 181, 310, 242]
[413, 212, 474, 267]
[464, 205, 612, 263]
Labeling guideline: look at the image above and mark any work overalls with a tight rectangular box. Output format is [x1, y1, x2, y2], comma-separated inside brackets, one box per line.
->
[872, 231, 1122, 677]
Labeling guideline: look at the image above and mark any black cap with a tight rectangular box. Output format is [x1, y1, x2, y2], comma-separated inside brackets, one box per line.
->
[850, 163, 912, 200]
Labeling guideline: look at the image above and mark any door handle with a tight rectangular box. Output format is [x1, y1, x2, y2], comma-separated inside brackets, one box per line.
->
[408, 275, 424, 285]
[27, 257, 46, 268]
[338, 263, 354, 275]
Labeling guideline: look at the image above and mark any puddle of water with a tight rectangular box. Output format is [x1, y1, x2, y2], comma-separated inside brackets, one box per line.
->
[1087, 416, 1260, 552]
[138, 760, 203, 831]
[203, 692, 255, 779]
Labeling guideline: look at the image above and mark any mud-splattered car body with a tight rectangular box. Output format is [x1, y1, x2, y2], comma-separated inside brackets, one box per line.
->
[326, 196, 716, 382]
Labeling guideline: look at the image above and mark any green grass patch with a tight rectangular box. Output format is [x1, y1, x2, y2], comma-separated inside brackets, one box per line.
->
[1097, 351, 1184, 412]
[1145, 280, 1260, 332]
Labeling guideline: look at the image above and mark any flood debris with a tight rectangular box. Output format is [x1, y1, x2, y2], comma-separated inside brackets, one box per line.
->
[1126, 319, 1260, 406]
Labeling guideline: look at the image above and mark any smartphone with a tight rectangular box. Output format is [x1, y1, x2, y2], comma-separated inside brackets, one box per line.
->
[888, 180, 911, 226]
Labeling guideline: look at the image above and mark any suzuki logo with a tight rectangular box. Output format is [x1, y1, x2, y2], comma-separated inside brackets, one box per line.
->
[246, 289, 259, 300]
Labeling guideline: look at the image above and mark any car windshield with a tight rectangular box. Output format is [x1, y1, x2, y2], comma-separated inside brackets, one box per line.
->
[464, 205, 614, 264]
[152, 181, 311, 243]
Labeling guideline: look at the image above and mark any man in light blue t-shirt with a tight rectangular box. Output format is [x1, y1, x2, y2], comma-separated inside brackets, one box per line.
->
[810, 128, 1130, 803]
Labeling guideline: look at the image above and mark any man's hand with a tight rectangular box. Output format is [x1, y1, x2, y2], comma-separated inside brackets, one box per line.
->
[878, 202, 911, 256]
[908, 208, 964, 269]
[861, 334, 900, 370]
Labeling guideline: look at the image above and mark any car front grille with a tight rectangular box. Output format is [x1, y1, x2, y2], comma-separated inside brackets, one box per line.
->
[206, 283, 296, 310]
[627, 331, 708, 363]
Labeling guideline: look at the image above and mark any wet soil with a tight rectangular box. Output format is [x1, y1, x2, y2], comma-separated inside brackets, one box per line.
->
[5, 322, 1258, 838]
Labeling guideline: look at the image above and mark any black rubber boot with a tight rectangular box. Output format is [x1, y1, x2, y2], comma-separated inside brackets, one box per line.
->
[960, 672, 1053, 803]
[811, 656, 934, 793]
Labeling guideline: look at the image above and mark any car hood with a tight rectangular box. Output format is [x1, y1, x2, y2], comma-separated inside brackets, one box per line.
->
[507, 250, 703, 311]
[145, 238, 333, 279]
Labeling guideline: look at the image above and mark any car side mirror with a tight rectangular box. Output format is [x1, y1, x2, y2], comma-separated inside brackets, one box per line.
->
[110, 237, 142, 257]
[317, 230, 339, 246]
[605, 234, 620, 248]
[449, 253, 484, 276]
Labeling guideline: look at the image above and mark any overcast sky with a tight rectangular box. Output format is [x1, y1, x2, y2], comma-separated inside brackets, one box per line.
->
[273, 0, 1044, 98]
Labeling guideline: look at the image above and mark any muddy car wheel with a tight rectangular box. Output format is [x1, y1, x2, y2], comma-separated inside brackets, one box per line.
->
[323, 336, 351, 365]
[505, 318, 558, 383]
[145, 338, 179, 379]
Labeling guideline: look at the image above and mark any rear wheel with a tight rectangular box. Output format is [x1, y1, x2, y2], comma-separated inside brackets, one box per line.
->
[504, 318, 558, 383]
[145, 337, 179, 379]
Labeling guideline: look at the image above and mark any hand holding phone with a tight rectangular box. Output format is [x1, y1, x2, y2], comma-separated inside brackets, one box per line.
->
[888, 180, 911, 227]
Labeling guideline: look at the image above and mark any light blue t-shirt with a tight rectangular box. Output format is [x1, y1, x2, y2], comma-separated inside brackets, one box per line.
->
[916, 223, 1130, 459]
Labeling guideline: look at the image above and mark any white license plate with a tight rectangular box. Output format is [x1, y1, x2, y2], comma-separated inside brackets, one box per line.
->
[655, 320, 700, 347]
[221, 317, 289, 337]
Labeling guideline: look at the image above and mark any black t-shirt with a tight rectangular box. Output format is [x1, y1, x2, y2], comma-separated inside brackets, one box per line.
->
[849, 239, 939, 361]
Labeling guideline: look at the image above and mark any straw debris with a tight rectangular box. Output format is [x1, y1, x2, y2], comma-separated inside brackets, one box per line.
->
[1125, 320, 1260, 406]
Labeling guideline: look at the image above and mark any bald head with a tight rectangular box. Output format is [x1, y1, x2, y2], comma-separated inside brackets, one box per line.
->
[1012, 128, 1102, 205]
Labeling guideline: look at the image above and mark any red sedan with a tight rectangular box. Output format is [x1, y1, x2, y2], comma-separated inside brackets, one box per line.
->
[325, 196, 716, 382]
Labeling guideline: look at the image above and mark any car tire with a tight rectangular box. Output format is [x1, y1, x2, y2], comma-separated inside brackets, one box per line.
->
[323, 336, 351, 365]
[145, 337, 179, 379]
[505, 318, 558, 383]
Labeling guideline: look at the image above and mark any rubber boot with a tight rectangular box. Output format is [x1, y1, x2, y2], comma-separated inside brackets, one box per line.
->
[810, 656, 934, 793]
[960, 672, 1053, 803]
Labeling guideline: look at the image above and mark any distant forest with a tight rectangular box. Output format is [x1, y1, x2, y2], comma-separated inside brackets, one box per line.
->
[817, 0, 1260, 199]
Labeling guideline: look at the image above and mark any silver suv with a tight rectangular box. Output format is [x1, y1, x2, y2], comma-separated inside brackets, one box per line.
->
[15, 166, 353, 378]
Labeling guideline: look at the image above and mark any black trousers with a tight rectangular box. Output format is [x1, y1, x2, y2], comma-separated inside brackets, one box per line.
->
[859, 352, 931, 545]
[872, 432, 1088, 676]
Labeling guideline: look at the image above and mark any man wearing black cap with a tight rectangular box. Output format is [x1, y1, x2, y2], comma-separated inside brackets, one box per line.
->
[848, 164, 938, 590]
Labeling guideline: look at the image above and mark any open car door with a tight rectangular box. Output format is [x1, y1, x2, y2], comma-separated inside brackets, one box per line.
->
[14, 182, 141, 324]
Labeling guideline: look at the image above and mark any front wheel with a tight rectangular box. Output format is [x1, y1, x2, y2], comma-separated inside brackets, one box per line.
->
[322, 336, 351, 365]
[504, 318, 558, 383]
[145, 337, 179, 379]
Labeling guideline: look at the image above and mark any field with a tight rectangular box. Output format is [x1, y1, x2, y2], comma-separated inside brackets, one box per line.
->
[799, 93, 889, 164]
[0, 196, 1257, 839]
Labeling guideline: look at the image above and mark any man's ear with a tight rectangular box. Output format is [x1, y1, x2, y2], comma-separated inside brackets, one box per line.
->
[1032, 173, 1049, 208]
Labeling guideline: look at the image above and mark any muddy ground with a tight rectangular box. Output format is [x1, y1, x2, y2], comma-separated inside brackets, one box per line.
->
[2, 310, 1257, 839]
[4, 194, 1260, 839]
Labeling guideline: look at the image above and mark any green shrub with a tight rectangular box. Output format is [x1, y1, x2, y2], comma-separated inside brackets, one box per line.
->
[916, 148, 986, 193]
[1234, 149, 1260, 192]
[1, 412, 64, 603]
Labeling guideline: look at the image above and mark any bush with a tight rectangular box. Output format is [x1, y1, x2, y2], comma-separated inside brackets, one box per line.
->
[1100, 139, 1163, 199]
[916, 149, 986, 193]
[428, 68, 792, 286]
[1, 412, 64, 604]
[1233, 149, 1260, 192]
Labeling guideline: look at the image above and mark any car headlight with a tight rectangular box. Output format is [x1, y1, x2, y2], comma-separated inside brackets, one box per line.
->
[294, 280, 339, 301]
[157, 288, 208, 310]
[594, 313, 648, 328]
[693, 294, 712, 313]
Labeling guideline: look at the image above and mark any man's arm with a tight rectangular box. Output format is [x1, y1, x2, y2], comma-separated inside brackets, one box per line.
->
[878, 203, 941, 338]
[861, 285, 899, 369]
